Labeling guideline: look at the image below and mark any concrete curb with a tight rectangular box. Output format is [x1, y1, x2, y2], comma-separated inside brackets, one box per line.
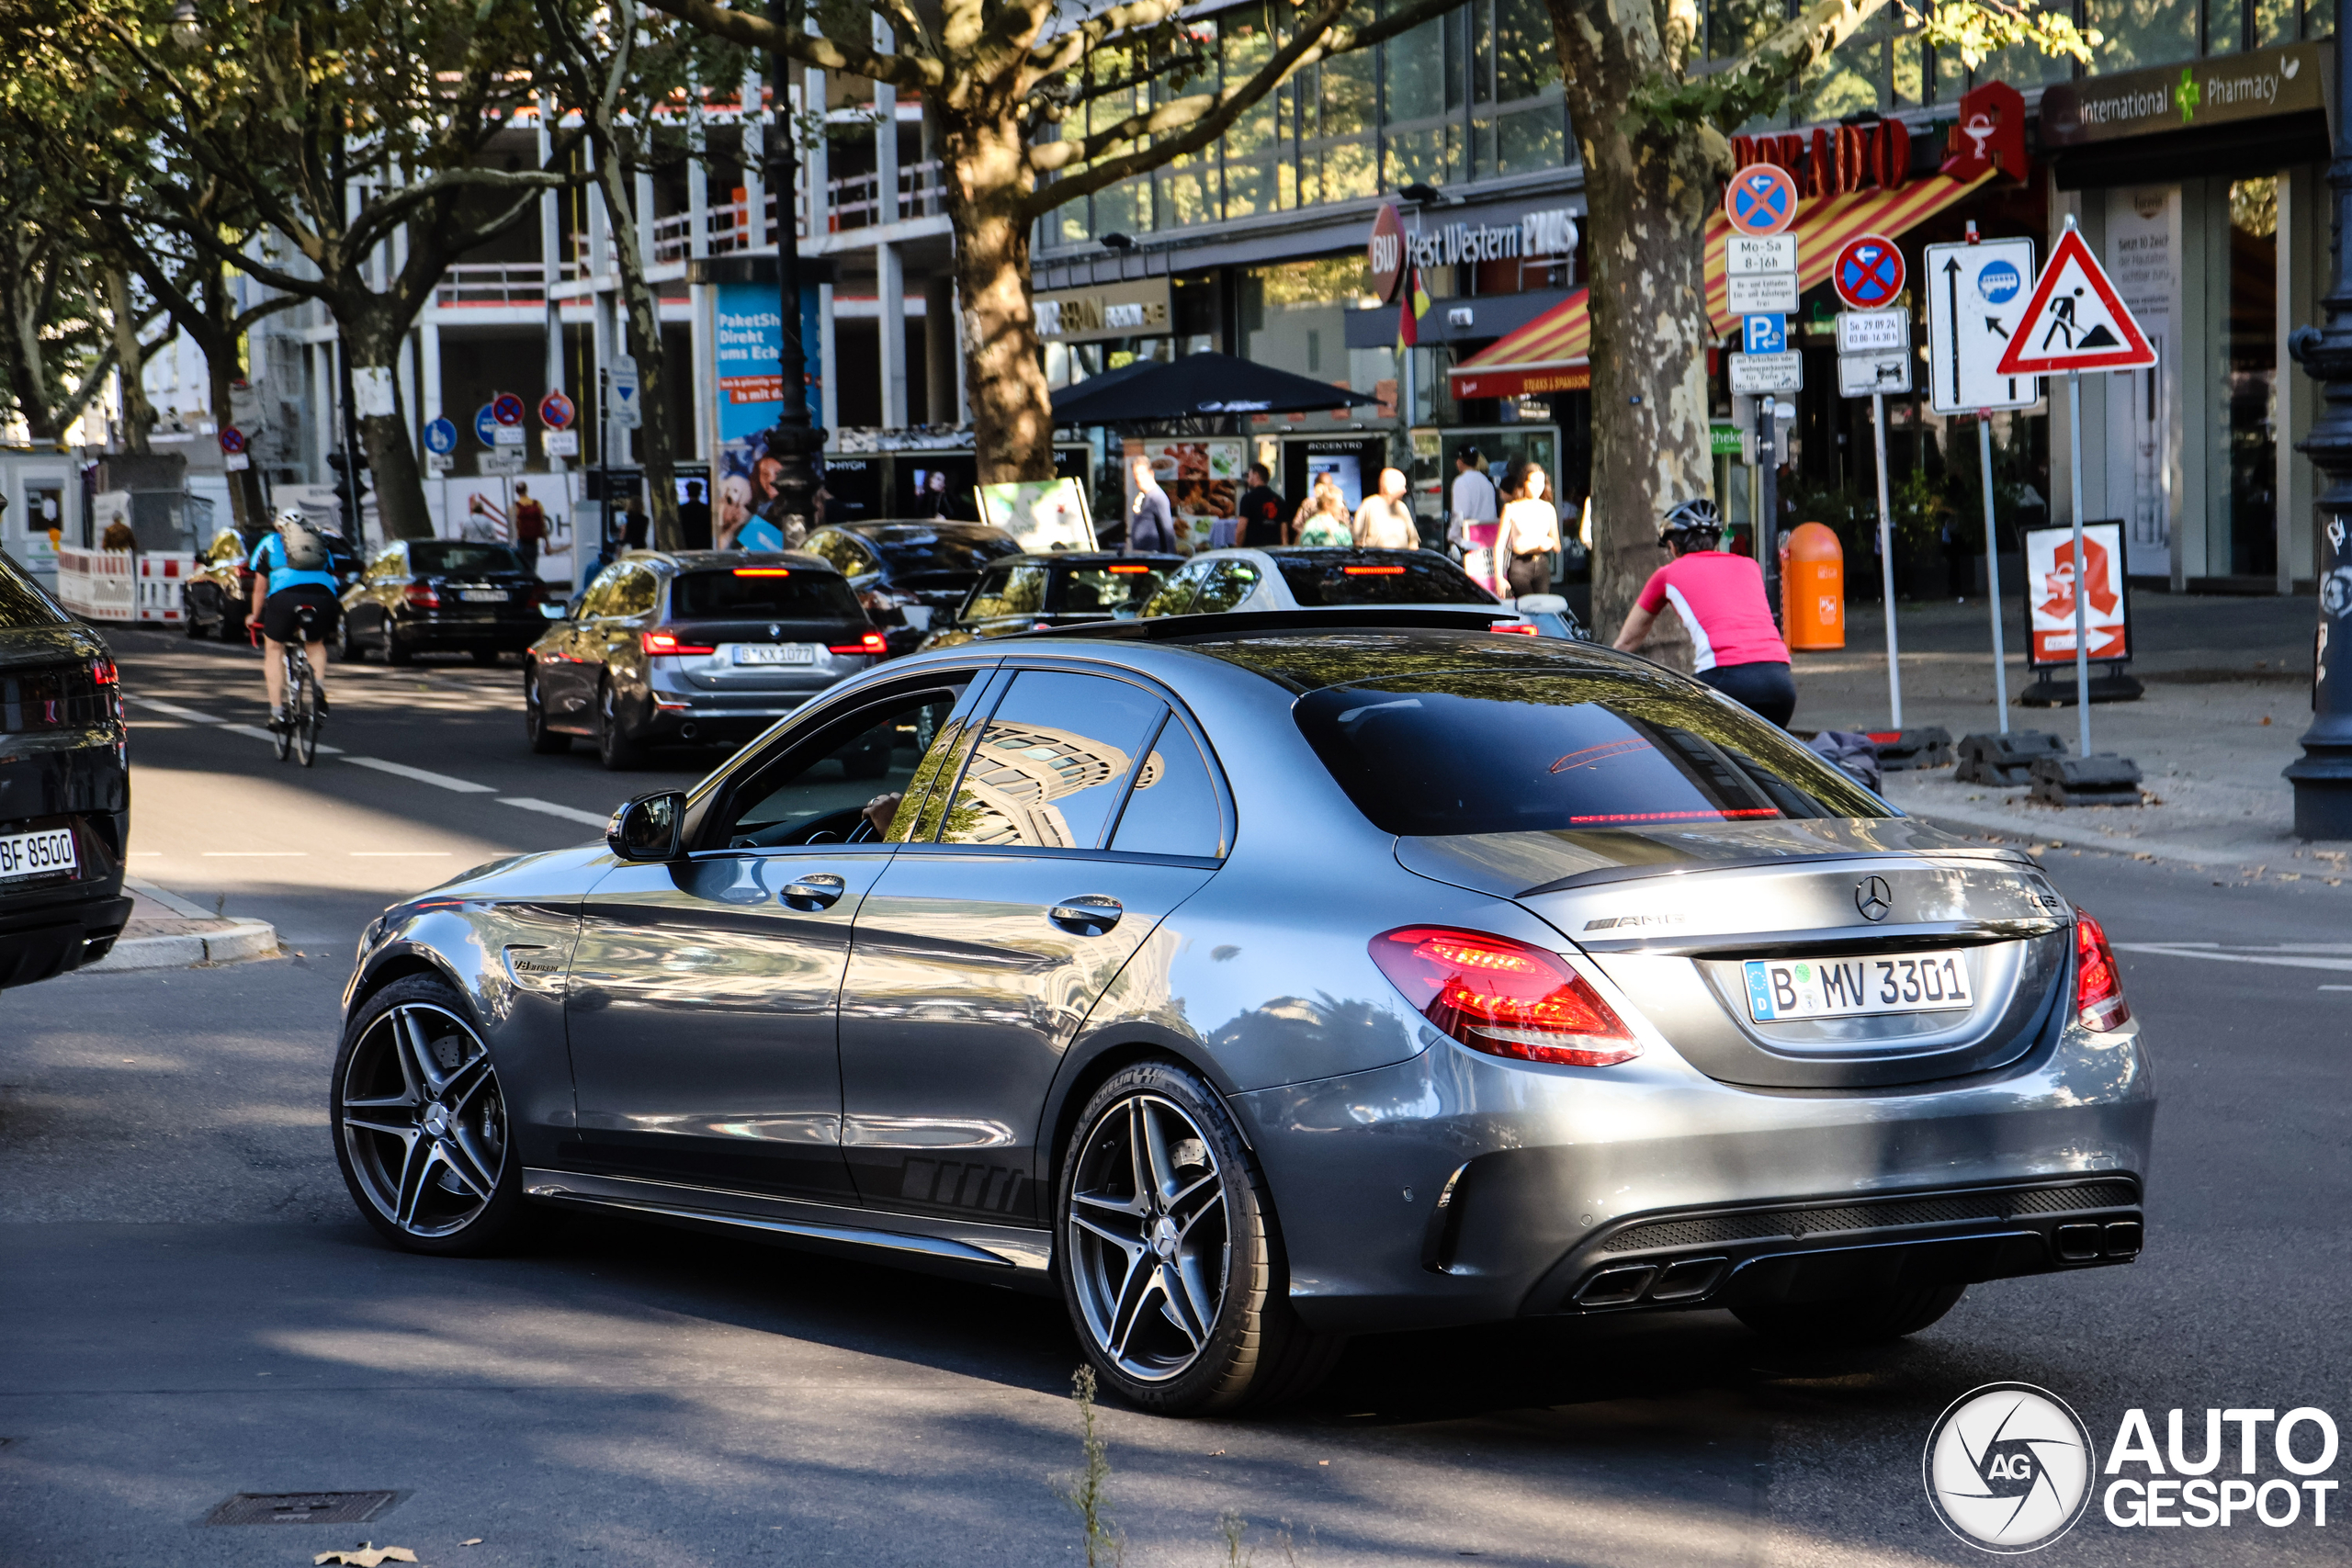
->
[84, 919, 281, 973]
[1892, 795, 2347, 882]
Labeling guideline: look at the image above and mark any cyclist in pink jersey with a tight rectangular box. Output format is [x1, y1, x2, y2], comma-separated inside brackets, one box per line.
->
[1611, 499, 1796, 726]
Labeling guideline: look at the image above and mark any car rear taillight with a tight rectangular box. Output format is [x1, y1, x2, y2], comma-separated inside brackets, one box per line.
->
[734, 567, 791, 577]
[1106, 563, 1151, 573]
[1489, 622, 1538, 634]
[2074, 908, 2131, 1031]
[1343, 564, 1406, 575]
[1369, 926, 1640, 1067]
[404, 582, 441, 609]
[90, 657, 119, 685]
[642, 628, 717, 656]
[828, 631, 888, 656]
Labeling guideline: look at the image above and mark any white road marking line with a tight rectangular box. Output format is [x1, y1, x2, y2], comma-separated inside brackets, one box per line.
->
[350, 852, 454, 857]
[2324, 985, 2352, 992]
[498, 796, 611, 828]
[343, 757, 498, 794]
[2113, 942, 2352, 975]
[130, 696, 224, 723]
[217, 721, 346, 754]
[201, 852, 309, 857]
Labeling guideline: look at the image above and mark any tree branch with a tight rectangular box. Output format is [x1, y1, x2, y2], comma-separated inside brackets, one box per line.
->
[638, 0, 943, 89]
[1023, 0, 1460, 207]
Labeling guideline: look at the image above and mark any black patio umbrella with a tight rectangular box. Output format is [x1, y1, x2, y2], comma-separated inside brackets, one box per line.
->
[1051, 351, 1380, 426]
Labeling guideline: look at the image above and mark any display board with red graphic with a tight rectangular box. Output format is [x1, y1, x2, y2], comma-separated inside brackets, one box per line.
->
[2023, 520, 2132, 666]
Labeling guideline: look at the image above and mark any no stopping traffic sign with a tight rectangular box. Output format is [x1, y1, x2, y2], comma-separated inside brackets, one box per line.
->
[1833, 234, 1905, 310]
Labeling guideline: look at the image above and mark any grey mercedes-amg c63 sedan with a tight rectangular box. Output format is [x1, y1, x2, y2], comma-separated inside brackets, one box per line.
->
[333, 611, 2154, 1416]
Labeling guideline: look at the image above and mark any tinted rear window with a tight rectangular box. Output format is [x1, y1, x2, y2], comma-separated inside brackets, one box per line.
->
[1055, 563, 1168, 615]
[672, 569, 863, 621]
[0, 552, 71, 629]
[411, 542, 523, 575]
[1274, 554, 1495, 606]
[865, 528, 1021, 576]
[1295, 671, 1884, 835]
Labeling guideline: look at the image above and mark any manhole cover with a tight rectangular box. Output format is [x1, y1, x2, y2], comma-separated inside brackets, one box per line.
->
[206, 1492, 399, 1527]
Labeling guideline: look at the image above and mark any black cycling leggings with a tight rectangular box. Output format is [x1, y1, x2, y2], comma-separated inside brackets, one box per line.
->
[1698, 660, 1797, 727]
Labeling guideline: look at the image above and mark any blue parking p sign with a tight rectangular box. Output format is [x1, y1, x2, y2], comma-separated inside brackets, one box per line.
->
[1743, 313, 1787, 355]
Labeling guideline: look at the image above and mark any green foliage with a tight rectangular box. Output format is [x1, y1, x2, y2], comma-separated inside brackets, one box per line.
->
[1058, 1366, 1122, 1568]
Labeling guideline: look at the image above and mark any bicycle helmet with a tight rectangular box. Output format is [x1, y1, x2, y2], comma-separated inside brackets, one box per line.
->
[1657, 498, 1724, 549]
[273, 506, 309, 530]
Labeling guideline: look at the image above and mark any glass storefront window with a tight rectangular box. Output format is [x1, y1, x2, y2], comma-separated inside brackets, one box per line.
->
[1797, 8, 1889, 120]
[2088, 0, 2197, 74]
[2256, 0, 2300, 45]
[1222, 13, 1282, 219]
[2223, 175, 2278, 576]
[1242, 258, 1377, 385]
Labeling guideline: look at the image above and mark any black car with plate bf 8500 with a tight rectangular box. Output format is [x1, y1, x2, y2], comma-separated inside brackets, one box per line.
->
[524, 549, 888, 770]
[0, 552, 130, 988]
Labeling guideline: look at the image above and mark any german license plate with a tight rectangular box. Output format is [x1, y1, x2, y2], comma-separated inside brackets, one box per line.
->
[458, 590, 508, 603]
[0, 826, 76, 882]
[1743, 951, 1972, 1021]
[733, 643, 814, 666]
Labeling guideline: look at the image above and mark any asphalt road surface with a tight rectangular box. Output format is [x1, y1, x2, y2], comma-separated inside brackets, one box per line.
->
[2, 626, 2346, 1565]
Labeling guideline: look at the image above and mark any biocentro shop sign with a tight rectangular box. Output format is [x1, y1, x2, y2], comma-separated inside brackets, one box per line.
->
[1923, 1384, 2340, 1553]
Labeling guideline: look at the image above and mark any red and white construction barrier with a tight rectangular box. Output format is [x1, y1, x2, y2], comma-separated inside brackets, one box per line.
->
[55, 547, 195, 625]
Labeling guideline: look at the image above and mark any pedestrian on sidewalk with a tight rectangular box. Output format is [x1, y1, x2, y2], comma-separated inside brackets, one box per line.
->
[460, 492, 507, 544]
[511, 483, 548, 574]
[1352, 468, 1419, 549]
[1236, 465, 1286, 547]
[1498, 462, 1563, 599]
[1612, 498, 1795, 726]
[1125, 454, 1178, 555]
[1294, 480, 1352, 547]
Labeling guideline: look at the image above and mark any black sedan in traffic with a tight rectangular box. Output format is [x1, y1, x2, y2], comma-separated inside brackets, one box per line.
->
[919, 550, 1181, 649]
[799, 521, 1023, 655]
[525, 549, 887, 769]
[0, 551, 130, 988]
[336, 540, 550, 665]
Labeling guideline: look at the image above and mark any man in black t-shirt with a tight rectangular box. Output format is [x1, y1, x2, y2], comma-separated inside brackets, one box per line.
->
[1235, 465, 1286, 547]
[678, 480, 713, 549]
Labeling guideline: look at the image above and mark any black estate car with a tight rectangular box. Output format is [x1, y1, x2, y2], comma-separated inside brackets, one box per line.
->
[800, 521, 1023, 655]
[918, 550, 1182, 649]
[0, 552, 130, 988]
[525, 550, 887, 769]
[337, 539, 550, 665]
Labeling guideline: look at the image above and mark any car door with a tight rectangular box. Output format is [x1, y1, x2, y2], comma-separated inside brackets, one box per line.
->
[837, 664, 1231, 1222]
[563, 671, 990, 1201]
[537, 562, 621, 720]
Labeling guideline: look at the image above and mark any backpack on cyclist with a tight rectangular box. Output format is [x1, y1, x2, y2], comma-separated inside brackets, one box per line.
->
[279, 515, 330, 570]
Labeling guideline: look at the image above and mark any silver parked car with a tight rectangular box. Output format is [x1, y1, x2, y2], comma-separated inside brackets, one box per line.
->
[1144, 546, 1540, 629]
[334, 611, 2153, 1416]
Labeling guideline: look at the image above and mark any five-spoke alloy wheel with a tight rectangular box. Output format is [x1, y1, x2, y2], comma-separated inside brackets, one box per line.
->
[1057, 1061, 1340, 1415]
[334, 975, 531, 1254]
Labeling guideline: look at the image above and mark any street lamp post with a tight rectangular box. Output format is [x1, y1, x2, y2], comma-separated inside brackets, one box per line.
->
[2286, 18, 2352, 840]
[762, 0, 824, 537]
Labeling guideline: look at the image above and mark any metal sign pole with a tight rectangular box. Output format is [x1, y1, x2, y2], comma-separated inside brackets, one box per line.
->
[1871, 389, 1902, 729]
[1978, 414, 2008, 731]
[1757, 396, 1779, 615]
[2066, 371, 2092, 754]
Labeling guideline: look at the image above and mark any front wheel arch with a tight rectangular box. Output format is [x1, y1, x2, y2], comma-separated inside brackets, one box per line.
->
[1035, 1028, 1250, 1216]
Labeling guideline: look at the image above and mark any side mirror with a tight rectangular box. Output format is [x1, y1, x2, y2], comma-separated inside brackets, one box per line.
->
[607, 791, 685, 861]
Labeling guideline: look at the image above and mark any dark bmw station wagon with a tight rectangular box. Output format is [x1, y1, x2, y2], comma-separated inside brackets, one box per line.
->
[525, 550, 887, 769]
[0, 553, 130, 988]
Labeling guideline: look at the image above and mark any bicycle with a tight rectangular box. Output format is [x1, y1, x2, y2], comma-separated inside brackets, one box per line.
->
[268, 601, 326, 768]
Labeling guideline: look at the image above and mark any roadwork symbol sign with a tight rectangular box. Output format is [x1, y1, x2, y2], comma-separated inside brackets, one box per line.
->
[1996, 226, 2156, 376]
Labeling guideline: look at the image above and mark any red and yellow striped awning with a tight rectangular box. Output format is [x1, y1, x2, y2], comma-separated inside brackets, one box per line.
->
[1448, 171, 1996, 400]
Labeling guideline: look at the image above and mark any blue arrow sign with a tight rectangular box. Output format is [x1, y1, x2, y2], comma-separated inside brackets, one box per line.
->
[1742, 313, 1787, 355]
[424, 415, 458, 455]
[472, 403, 501, 446]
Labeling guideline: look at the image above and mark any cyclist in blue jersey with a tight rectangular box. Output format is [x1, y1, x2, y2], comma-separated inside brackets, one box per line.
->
[248, 507, 346, 727]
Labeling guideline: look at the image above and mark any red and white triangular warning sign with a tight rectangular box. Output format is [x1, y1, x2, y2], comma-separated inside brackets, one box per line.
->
[1996, 225, 2157, 376]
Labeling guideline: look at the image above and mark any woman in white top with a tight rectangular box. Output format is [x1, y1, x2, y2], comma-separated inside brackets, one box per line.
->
[1498, 462, 1563, 599]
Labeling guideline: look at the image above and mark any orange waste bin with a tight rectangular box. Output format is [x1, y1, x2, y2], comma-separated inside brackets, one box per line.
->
[1778, 522, 1845, 649]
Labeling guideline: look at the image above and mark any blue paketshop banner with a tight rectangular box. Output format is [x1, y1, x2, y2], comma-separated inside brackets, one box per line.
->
[715, 281, 822, 442]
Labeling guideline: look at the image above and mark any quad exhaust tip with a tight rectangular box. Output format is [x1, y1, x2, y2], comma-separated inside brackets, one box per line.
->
[1571, 1256, 1730, 1309]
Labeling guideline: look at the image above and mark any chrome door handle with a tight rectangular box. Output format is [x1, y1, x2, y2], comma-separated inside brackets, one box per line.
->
[782, 873, 847, 910]
[1050, 896, 1123, 935]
